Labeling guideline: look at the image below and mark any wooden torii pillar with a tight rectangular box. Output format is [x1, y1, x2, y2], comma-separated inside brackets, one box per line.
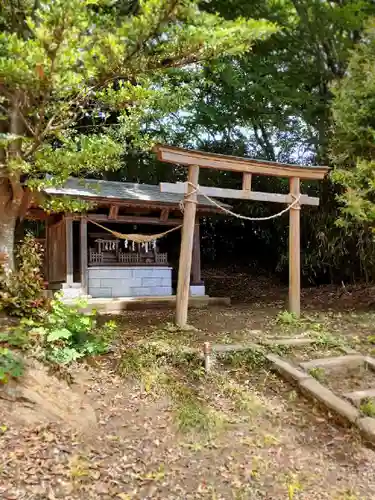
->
[155, 145, 329, 327]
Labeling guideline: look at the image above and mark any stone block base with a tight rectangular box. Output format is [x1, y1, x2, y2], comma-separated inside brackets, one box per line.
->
[59, 284, 85, 299]
[88, 266, 173, 298]
[190, 284, 206, 296]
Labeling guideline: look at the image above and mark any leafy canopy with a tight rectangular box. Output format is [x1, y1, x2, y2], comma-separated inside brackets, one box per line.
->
[0, 0, 276, 199]
[331, 19, 375, 226]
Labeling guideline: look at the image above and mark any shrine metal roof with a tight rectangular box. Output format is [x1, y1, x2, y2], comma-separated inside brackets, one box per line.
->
[44, 177, 229, 209]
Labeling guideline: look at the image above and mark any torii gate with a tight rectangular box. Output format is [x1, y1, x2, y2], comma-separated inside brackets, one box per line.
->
[155, 145, 330, 327]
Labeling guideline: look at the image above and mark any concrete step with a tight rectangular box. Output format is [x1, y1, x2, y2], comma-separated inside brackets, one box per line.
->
[300, 354, 364, 371]
[344, 388, 375, 407]
[62, 295, 230, 314]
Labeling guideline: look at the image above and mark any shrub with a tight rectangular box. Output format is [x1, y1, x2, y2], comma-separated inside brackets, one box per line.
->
[0, 234, 47, 318]
[19, 296, 117, 365]
[0, 348, 24, 383]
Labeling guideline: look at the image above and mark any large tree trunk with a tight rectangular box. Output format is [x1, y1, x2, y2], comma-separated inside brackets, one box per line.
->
[0, 179, 22, 271]
[0, 210, 18, 271]
[0, 92, 24, 271]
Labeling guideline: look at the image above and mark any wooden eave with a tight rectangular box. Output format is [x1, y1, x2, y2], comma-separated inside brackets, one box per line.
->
[48, 194, 224, 214]
[154, 145, 330, 181]
[25, 193, 224, 220]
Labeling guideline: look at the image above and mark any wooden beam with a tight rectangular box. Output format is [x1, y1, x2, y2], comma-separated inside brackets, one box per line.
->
[160, 208, 169, 222]
[289, 177, 301, 317]
[242, 173, 252, 191]
[109, 205, 119, 219]
[176, 165, 199, 327]
[27, 197, 224, 219]
[191, 221, 202, 285]
[65, 216, 74, 286]
[24, 208, 49, 221]
[88, 214, 182, 226]
[155, 145, 330, 180]
[160, 182, 319, 207]
[80, 216, 88, 294]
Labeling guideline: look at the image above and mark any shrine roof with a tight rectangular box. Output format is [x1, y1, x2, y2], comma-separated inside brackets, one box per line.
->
[44, 177, 229, 210]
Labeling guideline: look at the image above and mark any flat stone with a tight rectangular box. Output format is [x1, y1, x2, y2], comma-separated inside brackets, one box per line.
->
[212, 343, 263, 353]
[357, 417, 375, 444]
[266, 354, 310, 382]
[179, 324, 198, 332]
[344, 388, 375, 407]
[340, 346, 359, 355]
[300, 354, 364, 371]
[299, 378, 360, 423]
[261, 338, 315, 347]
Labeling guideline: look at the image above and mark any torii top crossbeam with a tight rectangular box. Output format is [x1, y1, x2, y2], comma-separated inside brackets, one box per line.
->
[154, 144, 330, 328]
[155, 144, 329, 180]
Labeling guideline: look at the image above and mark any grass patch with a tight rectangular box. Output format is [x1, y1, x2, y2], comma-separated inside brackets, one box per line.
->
[276, 311, 300, 326]
[174, 397, 224, 433]
[118, 339, 225, 433]
[308, 367, 326, 382]
[117, 337, 270, 433]
[217, 375, 265, 415]
[313, 331, 349, 350]
[218, 347, 266, 370]
[360, 398, 375, 417]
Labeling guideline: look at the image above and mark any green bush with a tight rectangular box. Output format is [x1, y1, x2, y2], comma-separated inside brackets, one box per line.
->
[21, 296, 117, 365]
[0, 234, 47, 318]
[0, 348, 24, 383]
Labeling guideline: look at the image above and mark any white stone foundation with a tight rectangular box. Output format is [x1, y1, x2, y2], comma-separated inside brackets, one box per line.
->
[57, 283, 85, 299]
[190, 285, 206, 296]
[88, 266, 173, 298]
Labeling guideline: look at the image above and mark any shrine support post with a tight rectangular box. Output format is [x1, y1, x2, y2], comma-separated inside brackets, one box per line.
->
[176, 165, 199, 327]
[191, 220, 202, 285]
[289, 177, 301, 317]
[80, 216, 88, 294]
[65, 215, 73, 287]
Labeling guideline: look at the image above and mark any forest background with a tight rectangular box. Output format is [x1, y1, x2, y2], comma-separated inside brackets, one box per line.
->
[3, 0, 375, 287]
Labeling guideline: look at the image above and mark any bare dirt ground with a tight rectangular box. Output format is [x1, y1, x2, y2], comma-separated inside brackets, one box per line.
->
[2, 282, 375, 499]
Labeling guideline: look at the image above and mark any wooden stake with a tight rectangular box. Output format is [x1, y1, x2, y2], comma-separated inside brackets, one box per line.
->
[203, 342, 211, 373]
[176, 165, 199, 327]
[289, 177, 301, 317]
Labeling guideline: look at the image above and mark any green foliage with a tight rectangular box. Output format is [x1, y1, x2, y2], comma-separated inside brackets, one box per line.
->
[124, 0, 374, 286]
[331, 19, 375, 230]
[0, 348, 24, 383]
[308, 367, 326, 383]
[0, 234, 47, 317]
[276, 311, 299, 326]
[0, 0, 275, 214]
[359, 397, 375, 417]
[119, 339, 203, 381]
[171, 382, 224, 433]
[118, 339, 227, 432]
[12, 296, 117, 365]
[218, 347, 266, 370]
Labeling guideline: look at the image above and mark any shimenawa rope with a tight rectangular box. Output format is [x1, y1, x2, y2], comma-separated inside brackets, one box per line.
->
[88, 219, 182, 243]
[88, 183, 300, 241]
[180, 182, 301, 221]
